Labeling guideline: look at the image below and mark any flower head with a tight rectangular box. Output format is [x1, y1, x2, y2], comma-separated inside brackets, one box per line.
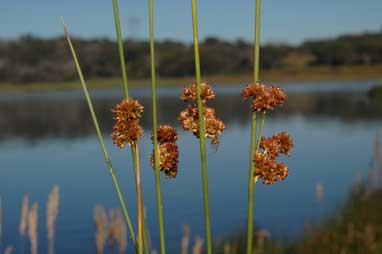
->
[112, 98, 144, 148]
[150, 142, 179, 179]
[272, 131, 293, 156]
[254, 153, 289, 185]
[112, 98, 144, 121]
[178, 105, 225, 146]
[151, 124, 179, 178]
[254, 131, 293, 184]
[154, 125, 178, 144]
[241, 83, 286, 112]
[180, 83, 215, 103]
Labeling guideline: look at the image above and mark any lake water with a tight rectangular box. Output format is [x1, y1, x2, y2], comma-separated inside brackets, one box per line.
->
[0, 80, 381, 253]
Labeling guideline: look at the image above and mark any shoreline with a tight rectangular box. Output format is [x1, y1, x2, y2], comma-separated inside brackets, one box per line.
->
[0, 65, 381, 92]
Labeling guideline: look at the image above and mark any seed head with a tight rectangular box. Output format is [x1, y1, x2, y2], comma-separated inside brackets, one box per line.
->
[272, 131, 293, 156]
[154, 125, 178, 144]
[112, 98, 144, 148]
[180, 82, 215, 103]
[254, 153, 289, 184]
[112, 98, 144, 121]
[254, 132, 293, 184]
[241, 83, 286, 112]
[178, 105, 225, 146]
[150, 143, 179, 179]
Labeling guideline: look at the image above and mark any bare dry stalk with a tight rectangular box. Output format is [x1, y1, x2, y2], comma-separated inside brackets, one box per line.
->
[28, 203, 38, 254]
[181, 225, 190, 254]
[192, 236, 203, 254]
[19, 194, 29, 237]
[94, 205, 108, 253]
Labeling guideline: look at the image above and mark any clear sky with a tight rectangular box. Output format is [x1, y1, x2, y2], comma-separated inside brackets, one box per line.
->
[1, 0, 381, 44]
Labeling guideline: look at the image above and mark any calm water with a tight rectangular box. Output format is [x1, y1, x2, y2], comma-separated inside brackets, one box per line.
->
[0, 80, 381, 253]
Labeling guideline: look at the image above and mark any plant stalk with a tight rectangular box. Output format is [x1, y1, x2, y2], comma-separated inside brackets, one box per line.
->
[132, 142, 143, 254]
[149, 0, 167, 253]
[191, 1, 212, 253]
[61, 19, 137, 249]
[111, 2, 150, 252]
[246, 113, 258, 254]
[112, 0, 129, 98]
[247, 0, 261, 253]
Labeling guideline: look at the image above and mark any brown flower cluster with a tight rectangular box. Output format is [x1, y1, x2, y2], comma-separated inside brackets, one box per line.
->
[180, 82, 215, 103]
[178, 83, 225, 146]
[150, 125, 179, 179]
[254, 132, 293, 184]
[112, 98, 144, 148]
[241, 82, 286, 112]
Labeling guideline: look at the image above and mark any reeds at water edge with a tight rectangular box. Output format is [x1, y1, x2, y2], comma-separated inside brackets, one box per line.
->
[46, 186, 59, 254]
[28, 203, 38, 254]
[94, 205, 108, 253]
[4, 246, 13, 254]
[192, 236, 204, 254]
[109, 208, 127, 252]
[19, 195, 29, 237]
[94, 205, 128, 253]
[181, 225, 190, 254]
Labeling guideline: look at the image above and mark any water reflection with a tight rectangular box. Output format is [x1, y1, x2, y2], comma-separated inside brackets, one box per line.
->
[0, 88, 380, 140]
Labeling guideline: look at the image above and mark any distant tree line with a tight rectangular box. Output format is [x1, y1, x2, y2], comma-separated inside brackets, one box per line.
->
[0, 32, 381, 83]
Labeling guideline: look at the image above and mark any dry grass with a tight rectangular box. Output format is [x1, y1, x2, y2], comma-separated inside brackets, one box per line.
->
[94, 205, 108, 253]
[181, 225, 191, 254]
[46, 185, 60, 241]
[28, 203, 38, 254]
[192, 236, 204, 254]
[19, 194, 29, 237]
[109, 208, 127, 252]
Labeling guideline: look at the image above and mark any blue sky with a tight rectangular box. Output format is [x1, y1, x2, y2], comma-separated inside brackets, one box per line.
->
[1, 0, 381, 44]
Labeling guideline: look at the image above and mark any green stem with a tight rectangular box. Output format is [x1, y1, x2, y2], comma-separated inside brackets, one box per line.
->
[111, 2, 150, 252]
[112, 0, 129, 98]
[149, 0, 167, 253]
[191, 1, 212, 254]
[253, 0, 261, 84]
[256, 113, 266, 151]
[246, 113, 258, 254]
[247, 0, 261, 252]
[61, 19, 137, 249]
